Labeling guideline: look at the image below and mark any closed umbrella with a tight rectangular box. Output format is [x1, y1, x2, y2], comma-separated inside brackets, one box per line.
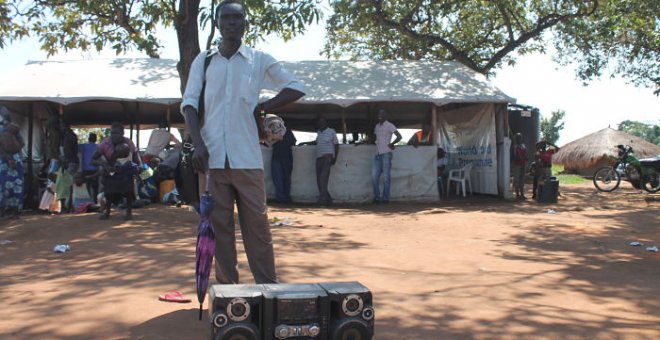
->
[195, 173, 215, 320]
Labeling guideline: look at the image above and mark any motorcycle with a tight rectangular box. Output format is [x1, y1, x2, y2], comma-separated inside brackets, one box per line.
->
[593, 145, 660, 193]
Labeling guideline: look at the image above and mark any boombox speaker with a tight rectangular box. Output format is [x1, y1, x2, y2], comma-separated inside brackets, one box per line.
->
[319, 282, 374, 340]
[208, 284, 263, 340]
[208, 281, 374, 340]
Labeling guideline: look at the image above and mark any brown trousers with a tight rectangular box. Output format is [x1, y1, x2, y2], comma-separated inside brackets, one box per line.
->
[200, 168, 277, 284]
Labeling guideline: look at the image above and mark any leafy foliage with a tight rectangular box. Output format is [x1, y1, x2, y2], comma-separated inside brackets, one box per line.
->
[323, 0, 657, 89]
[324, 0, 598, 75]
[1, 0, 322, 89]
[553, 0, 659, 89]
[540, 109, 565, 145]
[74, 128, 108, 144]
[618, 120, 660, 145]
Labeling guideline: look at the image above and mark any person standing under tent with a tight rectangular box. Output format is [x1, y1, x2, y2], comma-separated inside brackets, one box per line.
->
[371, 108, 402, 203]
[313, 117, 338, 206]
[271, 126, 296, 203]
[407, 123, 433, 147]
[0, 106, 25, 219]
[79, 133, 99, 202]
[60, 121, 79, 173]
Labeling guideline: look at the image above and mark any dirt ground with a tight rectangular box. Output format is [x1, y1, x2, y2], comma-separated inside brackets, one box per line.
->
[0, 183, 658, 340]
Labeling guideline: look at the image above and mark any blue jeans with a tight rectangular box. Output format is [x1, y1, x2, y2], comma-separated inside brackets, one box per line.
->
[271, 157, 293, 202]
[372, 152, 393, 202]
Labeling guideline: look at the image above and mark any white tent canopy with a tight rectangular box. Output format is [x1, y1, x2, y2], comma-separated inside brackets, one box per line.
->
[0, 58, 513, 109]
[0, 58, 515, 202]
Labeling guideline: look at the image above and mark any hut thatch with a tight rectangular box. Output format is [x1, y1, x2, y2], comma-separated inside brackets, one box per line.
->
[555, 128, 660, 176]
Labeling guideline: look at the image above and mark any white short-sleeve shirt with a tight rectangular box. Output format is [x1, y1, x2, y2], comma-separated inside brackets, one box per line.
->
[181, 44, 304, 169]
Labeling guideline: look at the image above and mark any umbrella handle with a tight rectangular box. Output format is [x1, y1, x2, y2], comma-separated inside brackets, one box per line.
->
[199, 304, 203, 320]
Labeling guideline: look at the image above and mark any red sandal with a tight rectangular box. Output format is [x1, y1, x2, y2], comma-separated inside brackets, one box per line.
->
[158, 290, 191, 303]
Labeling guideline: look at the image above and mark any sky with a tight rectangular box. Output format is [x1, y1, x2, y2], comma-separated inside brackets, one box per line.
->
[1, 11, 658, 146]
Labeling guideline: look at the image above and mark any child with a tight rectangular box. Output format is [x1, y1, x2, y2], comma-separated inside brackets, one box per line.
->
[55, 166, 74, 213]
[72, 172, 94, 213]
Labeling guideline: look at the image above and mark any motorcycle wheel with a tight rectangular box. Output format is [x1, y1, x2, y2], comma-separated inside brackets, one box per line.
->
[593, 166, 621, 192]
[642, 173, 660, 193]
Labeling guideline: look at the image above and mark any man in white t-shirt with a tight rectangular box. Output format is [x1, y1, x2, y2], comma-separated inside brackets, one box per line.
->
[372, 109, 402, 203]
[314, 117, 339, 206]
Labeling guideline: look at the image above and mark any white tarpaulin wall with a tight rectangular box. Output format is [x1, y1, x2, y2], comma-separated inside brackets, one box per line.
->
[261, 145, 438, 203]
[437, 103, 498, 195]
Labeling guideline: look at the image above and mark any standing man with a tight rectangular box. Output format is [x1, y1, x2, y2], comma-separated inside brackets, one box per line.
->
[512, 133, 528, 199]
[271, 126, 296, 203]
[314, 117, 338, 206]
[60, 121, 79, 173]
[78, 133, 99, 203]
[181, 0, 305, 284]
[371, 109, 402, 203]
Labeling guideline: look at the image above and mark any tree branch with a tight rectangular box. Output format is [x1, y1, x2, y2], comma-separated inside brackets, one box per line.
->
[494, 1, 514, 41]
[364, 0, 482, 71]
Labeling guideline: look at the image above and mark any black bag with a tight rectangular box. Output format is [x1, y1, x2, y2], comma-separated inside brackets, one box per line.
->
[176, 51, 214, 205]
[175, 138, 199, 205]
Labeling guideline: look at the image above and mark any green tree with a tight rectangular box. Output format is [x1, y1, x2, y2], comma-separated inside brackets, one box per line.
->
[618, 120, 660, 145]
[74, 128, 109, 145]
[323, 0, 658, 90]
[540, 109, 565, 145]
[1, 0, 322, 91]
[553, 1, 659, 89]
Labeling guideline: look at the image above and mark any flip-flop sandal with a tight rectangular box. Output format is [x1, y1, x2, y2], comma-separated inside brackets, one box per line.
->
[158, 290, 191, 303]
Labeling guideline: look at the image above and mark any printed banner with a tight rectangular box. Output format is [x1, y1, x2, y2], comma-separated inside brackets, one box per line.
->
[437, 103, 498, 195]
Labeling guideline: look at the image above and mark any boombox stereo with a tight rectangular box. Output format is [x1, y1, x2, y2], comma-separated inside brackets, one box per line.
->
[208, 281, 375, 340]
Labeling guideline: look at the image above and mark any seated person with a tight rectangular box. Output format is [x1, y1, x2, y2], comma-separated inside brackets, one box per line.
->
[137, 162, 158, 202]
[72, 172, 97, 213]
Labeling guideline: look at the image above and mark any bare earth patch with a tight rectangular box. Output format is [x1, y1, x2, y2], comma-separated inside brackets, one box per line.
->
[0, 183, 658, 339]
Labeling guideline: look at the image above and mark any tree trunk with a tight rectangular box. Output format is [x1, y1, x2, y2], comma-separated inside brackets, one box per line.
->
[175, 0, 203, 95]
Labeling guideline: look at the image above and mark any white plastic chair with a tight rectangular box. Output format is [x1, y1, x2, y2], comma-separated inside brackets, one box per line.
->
[447, 163, 473, 197]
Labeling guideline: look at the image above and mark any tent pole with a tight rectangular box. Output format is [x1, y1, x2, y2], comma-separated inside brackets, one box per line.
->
[130, 103, 135, 141]
[25, 102, 35, 209]
[166, 106, 171, 130]
[431, 104, 437, 146]
[341, 108, 347, 144]
[136, 102, 141, 150]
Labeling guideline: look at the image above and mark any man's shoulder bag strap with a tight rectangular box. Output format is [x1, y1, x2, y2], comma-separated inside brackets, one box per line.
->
[198, 51, 213, 128]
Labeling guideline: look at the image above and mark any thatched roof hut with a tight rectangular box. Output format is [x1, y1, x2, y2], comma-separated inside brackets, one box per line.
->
[555, 128, 660, 175]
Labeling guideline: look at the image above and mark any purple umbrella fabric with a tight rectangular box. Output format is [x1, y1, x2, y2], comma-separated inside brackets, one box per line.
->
[195, 178, 215, 320]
